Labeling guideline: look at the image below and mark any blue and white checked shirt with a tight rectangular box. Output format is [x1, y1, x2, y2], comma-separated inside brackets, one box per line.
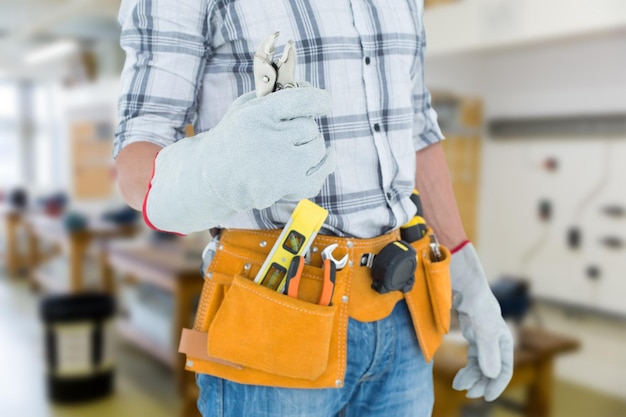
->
[115, 0, 444, 238]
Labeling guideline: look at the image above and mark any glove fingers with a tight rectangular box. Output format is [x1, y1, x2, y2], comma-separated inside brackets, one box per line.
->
[477, 333, 502, 379]
[452, 359, 481, 391]
[288, 130, 332, 179]
[484, 335, 515, 402]
[306, 145, 336, 178]
[282, 147, 335, 201]
[292, 119, 326, 147]
[465, 377, 489, 399]
[264, 87, 332, 121]
[484, 366, 512, 402]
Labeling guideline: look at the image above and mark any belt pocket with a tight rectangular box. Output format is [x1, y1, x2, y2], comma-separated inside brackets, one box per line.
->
[421, 246, 452, 334]
[207, 274, 337, 380]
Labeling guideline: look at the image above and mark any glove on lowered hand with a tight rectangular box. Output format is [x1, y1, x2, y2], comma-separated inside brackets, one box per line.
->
[143, 86, 335, 235]
[449, 242, 514, 401]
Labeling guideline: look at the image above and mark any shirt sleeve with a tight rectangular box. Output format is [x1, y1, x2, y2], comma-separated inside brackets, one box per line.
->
[412, 25, 445, 152]
[113, 0, 210, 159]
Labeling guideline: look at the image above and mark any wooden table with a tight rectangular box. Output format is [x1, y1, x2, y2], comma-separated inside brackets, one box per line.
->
[104, 237, 205, 417]
[2, 207, 29, 277]
[25, 212, 137, 293]
[433, 327, 580, 417]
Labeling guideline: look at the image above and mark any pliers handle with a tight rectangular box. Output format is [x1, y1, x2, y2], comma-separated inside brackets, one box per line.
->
[254, 32, 297, 98]
[284, 256, 305, 299]
[318, 258, 336, 307]
[283, 255, 335, 306]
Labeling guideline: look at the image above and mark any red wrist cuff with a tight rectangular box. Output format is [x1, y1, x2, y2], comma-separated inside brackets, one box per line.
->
[451, 240, 471, 254]
[142, 152, 186, 237]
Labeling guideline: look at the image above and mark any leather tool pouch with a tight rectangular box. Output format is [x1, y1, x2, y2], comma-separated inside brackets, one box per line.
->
[207, 274, 337, 380]
[421, 248, 452, 334]
[404, 241, 452, 361]
[179, 230, 349, 388]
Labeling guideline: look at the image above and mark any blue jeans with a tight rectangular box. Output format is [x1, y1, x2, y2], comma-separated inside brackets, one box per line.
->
[196, 300, 434, 417]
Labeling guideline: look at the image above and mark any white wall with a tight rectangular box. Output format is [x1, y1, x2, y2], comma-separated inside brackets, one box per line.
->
[427, 32, 626, 117]
[425, 31, 626, 397]
[482, 33, 626, 119]
[426, 32, 626, 314]
[478, 137, 626, 315]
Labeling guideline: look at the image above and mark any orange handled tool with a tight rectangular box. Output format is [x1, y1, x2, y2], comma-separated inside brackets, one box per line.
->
[283, 254, 337, 306]
[317, 243, 346, 306]
[284, 256, 305, 299]
[318, 258, 336, 307]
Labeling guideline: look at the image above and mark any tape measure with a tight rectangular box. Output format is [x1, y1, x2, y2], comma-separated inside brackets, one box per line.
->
[253, 200, 328, 292]
[370, 240, 417, 294]
[368, 189, 425, 294]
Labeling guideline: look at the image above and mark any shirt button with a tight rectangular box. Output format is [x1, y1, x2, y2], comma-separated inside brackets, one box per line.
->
[374, 123, 381, 132]
[386, 192, 392, 200]
[365, 56, 371, 65]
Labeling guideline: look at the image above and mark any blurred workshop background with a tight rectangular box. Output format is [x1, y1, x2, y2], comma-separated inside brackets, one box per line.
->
[0, 0, 625, 417]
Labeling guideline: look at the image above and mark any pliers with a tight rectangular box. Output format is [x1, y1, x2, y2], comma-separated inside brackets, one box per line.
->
[284, 244, 347, 306]
[253, 32, 297, 98]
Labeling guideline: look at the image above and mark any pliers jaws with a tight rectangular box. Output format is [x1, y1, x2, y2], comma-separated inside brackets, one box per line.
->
[254, 32, 297, 98]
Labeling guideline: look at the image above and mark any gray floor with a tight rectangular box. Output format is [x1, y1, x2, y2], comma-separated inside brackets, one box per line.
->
[0, 273, 179, 417]
[1, 271, 625, 417]
[491, 382, 626, 417]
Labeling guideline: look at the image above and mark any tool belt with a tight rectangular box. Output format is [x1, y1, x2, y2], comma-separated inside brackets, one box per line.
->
[178, 227, 451, 389]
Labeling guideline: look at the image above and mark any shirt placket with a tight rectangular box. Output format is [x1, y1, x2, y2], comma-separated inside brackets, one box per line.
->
[349, 0, 396, 207]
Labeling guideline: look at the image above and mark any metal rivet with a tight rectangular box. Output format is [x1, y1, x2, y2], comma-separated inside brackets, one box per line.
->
[206, 271, 213, 279]
[186, 360, 194, 367]
[346, 240, 354, 248]
[244, 263, 251, 271]
[335, 379, 343, 387]
[348, 260, 354, 268]
[259, 241, 267, 248]
[312, 246, 319, 253]
[342, 295, 349, 303]
[262, 75, 270, 83]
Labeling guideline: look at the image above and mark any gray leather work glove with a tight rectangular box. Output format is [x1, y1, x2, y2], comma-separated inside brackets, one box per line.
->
[143, 86, 335, 235]
[449, 242, 514, 401]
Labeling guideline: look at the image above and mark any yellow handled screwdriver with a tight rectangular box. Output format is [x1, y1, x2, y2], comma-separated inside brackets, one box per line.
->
[400, 189, 428, 243]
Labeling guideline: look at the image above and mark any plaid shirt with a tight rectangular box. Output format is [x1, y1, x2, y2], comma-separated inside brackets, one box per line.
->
[115, 0, 444, 238]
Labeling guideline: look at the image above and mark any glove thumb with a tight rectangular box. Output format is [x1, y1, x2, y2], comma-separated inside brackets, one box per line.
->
[477, 334, 502, 379]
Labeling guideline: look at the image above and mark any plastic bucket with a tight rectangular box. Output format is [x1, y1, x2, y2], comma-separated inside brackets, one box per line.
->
[40, 293, 116, 403]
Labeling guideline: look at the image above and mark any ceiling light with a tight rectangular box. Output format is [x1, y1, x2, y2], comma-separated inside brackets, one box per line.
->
[24, 39, 80, 66]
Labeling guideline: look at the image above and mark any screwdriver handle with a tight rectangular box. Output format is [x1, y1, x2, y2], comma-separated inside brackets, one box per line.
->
[401, 189, 428, 243]
[409, 189, 424, 218]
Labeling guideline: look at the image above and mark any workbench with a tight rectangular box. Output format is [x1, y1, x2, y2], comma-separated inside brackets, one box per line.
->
[433, 327, 580, 417]
[104, 237, 206, 417]
[24, 212, 137, 293]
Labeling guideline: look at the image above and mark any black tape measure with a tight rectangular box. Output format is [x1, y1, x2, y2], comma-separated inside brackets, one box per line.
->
[369, 190, 424, 294]
[370, 240, 417, 294]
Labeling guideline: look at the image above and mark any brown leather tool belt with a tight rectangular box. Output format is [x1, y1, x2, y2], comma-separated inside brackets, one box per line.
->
[179, 227, 451, 388]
